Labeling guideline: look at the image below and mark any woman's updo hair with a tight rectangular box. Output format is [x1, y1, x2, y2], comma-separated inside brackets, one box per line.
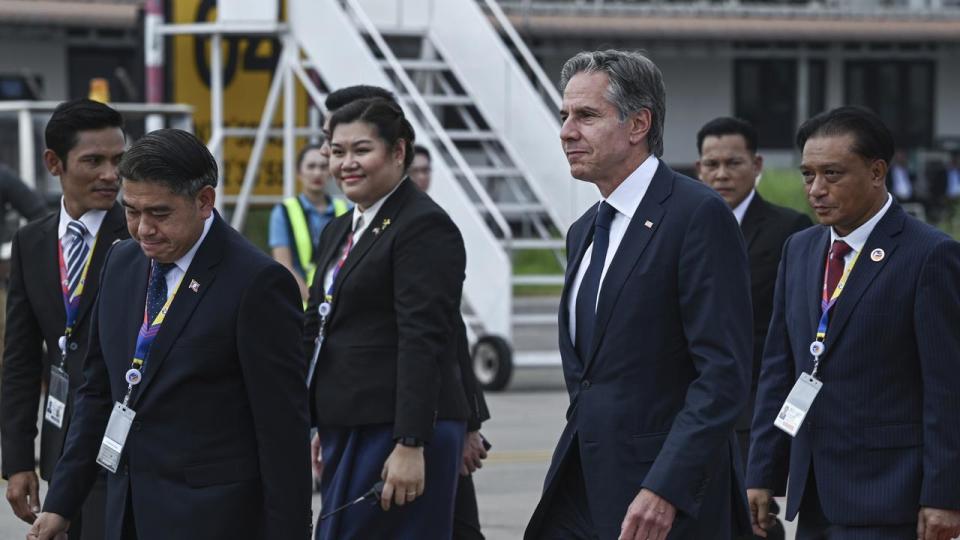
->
[328, 97, 416, 170]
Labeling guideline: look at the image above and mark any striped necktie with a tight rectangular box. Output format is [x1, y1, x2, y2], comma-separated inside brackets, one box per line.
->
[64, 220, 90, 298]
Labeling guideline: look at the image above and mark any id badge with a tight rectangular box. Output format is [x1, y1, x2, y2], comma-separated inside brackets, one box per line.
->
[96, 403, 136, 473]
[44, 366, 70, 429]
[773, 372, 822, 437]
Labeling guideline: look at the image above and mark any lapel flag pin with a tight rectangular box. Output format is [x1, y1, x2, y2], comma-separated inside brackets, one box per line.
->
[372, 227, 381, 236]
[644, 220, 654, 229]
[189, 279, 200, 293]
[870, 248, 885, 262]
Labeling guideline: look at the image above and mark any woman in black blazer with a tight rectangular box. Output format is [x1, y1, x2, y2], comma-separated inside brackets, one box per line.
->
[304, 97, 470, 539]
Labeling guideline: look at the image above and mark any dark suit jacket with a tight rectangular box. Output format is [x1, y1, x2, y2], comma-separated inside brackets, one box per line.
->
[42, 214, 312, 540]
[737, 194, 811, 433]
[457, 317, 490, 432]
[1, 204, 126, 480]
[747, 203, 960, 524]
[526, 162, 754, 539]
[305, 179, 470, 442]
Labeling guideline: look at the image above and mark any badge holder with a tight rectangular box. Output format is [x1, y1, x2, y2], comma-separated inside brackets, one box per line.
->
[96, 368, 142, 473]
[44, 336, 71, 429]
[306, 301, 331, 386]
[773, 341, 824, 437]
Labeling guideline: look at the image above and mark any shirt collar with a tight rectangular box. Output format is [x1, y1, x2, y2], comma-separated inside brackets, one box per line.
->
[352, 178, 406, 235]
[58, 197, 108, 241]
[604, 155, 659, 220]
[732, 189, 757, 225]
[298, 192, 336, 217]
[830, 193, 893, 253]
[172, 213, 215, 274]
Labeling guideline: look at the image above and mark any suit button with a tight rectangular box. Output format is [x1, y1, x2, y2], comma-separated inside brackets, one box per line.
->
[69, 342, 78, 351]
[581, 380, 591, 389]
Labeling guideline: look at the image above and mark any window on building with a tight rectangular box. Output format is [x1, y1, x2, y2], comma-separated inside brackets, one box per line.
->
[844, 60, 934, 149]
[808, 59, 827, 118]
[734, 59, 797, 149]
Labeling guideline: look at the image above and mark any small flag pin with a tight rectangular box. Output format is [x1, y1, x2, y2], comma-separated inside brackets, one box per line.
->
[870, 248, 885, 262]
[644, 220, 654, 229]
[189, 279, 200, 292]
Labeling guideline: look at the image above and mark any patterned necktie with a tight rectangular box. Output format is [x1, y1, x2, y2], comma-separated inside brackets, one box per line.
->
[574, 202, 616, 361]
[64, 220, 90, 298]
[146, 261, 177, 323]
[824, 240, 853, 301]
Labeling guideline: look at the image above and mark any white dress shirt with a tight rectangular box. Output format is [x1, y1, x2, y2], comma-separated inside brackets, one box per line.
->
[163, 213, 214, 300]
[732, 189, 756, 225]
[58, 198, 107, 251]
[829, 193, 893, 270]
[567, 155, 659, 341]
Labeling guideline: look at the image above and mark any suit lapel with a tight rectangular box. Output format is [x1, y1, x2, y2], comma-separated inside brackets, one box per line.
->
[821, 205, 903, 352]
[805, 227, 830, 337]
[584, 162, 672, 373]
[330, 180, 415, 301]
[316, 216, 352, 285]
[740, 194, 766, 250]
[131, 214, 226, 407]
[75, 204, 127, 326]
[38, 218, 67, 330]
[558, 212, 596, 356]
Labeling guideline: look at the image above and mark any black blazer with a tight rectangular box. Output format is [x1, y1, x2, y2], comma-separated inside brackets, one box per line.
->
[42, 214, 312, 540]
[305, 179, 470, 442]
[737, 194, 811, 431]
[1, 204, 126, 480]
[748, 203, 960, 523]
[526, 162, 753, 539]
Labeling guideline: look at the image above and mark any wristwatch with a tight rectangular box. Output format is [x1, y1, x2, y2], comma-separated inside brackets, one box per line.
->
[395, 436, 425, 448]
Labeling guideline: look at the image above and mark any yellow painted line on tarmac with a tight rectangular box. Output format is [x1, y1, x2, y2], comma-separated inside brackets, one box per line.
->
[485, 450, 553, 464]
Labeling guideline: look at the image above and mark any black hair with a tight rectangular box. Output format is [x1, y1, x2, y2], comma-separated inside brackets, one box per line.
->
[413, 145, 430, 161]
[45, 98, 124, 168]
[325, 85, 397, 112]
[696, 117, 758, 155]
[329, 98, 416, 169]
[296, 142, 325, 169]
[796, 106, 895, 164]
[118, 129, 217, 197]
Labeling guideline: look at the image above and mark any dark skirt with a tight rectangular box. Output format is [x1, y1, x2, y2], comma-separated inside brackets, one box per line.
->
[315, 421, 466, 540]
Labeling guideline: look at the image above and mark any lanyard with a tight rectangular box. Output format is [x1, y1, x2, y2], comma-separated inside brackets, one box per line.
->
[810, 249, 860, 377]
[307, 231, 355, 386]
[56, 236, 98, 366]
[123, 267, 184, 405]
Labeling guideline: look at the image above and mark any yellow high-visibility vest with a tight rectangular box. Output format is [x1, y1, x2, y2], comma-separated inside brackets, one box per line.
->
[282, 195, 349, 287]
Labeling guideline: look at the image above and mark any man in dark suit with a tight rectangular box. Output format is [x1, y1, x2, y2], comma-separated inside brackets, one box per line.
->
[747, 107, 960, 540]
[695, 117, 812, 470]
[525, 50, 753, 540]
[2, 99, 126, 540]
[29, 129, 311, 540]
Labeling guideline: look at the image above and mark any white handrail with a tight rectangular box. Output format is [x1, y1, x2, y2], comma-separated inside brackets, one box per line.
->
[344, 0, 513, 241]
[479, 0, 561, 112]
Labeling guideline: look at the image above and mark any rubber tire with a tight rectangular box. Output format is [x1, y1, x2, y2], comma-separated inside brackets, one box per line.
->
[472, 335, 513, 392]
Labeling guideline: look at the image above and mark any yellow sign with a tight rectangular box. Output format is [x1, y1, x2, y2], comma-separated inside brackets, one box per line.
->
[171, 0, 309, 196]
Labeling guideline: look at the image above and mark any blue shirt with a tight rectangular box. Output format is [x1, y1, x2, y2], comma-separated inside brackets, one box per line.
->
[269, 193, 340, 278]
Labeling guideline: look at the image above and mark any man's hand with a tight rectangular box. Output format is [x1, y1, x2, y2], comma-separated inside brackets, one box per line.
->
[747, 488, 778, 537]
[460, 431, 488, 476]
[26, 512, 69, 540]
[6, 470, 40, 524]
[380, 444, 425, 511]
[310, 433, 323, 479]
[619, 488, 676, 540]
[917, 507, 960, 540]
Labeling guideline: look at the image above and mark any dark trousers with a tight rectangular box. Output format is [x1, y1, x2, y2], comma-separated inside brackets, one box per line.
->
[121, 489, 138, 540]
[797, 470, 915, 540]
[535, 440, 598, 540]
[51, 466, 106, 540]
[453, 473, 484, 540]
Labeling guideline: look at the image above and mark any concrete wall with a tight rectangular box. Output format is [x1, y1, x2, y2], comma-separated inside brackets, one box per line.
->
[0, 38, 67, 100]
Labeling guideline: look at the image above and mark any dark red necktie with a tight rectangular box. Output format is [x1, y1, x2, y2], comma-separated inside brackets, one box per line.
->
[824, 240, 853, 300]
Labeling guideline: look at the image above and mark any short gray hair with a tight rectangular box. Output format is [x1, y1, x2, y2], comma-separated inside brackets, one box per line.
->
[559, 50, 666, 157]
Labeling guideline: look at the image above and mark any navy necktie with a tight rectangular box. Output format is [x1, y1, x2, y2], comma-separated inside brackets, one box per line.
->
[64, 220, 90, 298]
[574, 202, 616, 361]
[146, 261, 177, 323]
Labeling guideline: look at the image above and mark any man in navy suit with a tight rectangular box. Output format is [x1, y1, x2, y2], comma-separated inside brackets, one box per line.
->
[525, 50, 753, 540]
[29, 129, 311, 540]
[747, 106, 960, 540]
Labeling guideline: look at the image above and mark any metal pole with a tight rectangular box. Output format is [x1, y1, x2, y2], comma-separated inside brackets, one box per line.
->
[210, 33, 225, 212]
[144, 0, 165, 133]
[18, 108, 35, 189]
[283, 35, 296, 200]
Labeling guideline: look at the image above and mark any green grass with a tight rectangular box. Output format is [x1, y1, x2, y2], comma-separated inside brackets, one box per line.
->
[757, 168, 815, 220]
[513, 248, 566, 296]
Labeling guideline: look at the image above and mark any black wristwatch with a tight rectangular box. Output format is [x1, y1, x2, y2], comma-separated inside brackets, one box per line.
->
[395, 436, 425, 448]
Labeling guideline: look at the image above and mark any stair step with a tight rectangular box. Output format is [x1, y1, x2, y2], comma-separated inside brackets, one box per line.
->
[446, 130, 498, 141]
[476, 202, 547, 216]
[380, 59, 449, 71]
[512, 313, 559, 325]
[512, 275, 565, 287]
[504, 238, 566, 250]
[402, 94, 474, 106]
